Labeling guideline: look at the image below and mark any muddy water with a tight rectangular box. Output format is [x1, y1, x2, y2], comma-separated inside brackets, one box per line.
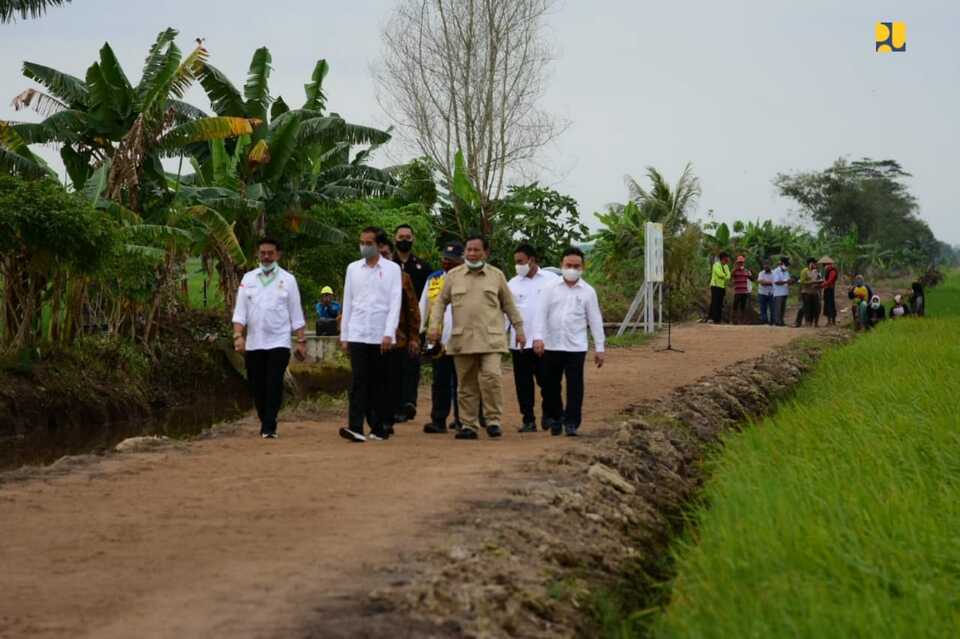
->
[0, 392, 252, 471]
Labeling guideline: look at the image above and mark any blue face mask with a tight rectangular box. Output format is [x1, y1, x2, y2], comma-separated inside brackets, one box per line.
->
[260, 261, 277, 273]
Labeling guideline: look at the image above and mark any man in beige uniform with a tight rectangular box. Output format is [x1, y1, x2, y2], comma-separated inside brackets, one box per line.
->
[428, 235, 525, 440]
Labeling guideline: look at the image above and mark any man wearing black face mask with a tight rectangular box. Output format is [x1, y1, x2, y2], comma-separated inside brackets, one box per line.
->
[393, 224, 433, 422]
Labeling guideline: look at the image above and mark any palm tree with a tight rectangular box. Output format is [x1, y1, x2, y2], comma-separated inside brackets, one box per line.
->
[0, 0, 71, 23]
[625, 163, 701, 234]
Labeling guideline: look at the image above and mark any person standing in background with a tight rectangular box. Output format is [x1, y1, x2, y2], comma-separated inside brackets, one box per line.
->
[378, 237, 421, 436]
[420, 242, 465, 434]
[338, 227, 403, 443]
[392, 224, 433, 423]
[507, 243, 559, 433]
[730, 256, 752, 325]
[756, 259, 775, 325]
[819, 257, 838, 326]
[798, 258, 822, 327]
[428, 235, 525, 440]
[533, 247, 605, 437]
[232, 237, 307, 439]
[708, 252, 731, 324]
[772, 257, 791, 327]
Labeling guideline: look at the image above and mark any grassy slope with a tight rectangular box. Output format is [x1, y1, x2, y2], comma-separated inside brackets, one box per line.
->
[655, 274, 960, 638]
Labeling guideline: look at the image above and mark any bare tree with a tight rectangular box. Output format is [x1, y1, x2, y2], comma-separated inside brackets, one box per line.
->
[375, 0, 563, 232]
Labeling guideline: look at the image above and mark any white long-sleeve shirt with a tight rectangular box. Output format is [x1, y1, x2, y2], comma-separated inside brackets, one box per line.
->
[419, 270, 453, 346]
[506, 268, 560, 350]
[340, 257, 403, 345]
[533, 278, 605, 353]
[231, 266, 306, 351]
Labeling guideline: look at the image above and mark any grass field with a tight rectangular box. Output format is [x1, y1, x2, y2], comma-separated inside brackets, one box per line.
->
[653, 273, 960, 638]
[186, 257, 225, 310]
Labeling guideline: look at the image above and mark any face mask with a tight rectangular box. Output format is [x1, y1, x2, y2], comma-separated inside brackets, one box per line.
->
[360, 244, 379, 260]
[260, 261, 276, 273]
[396, 240, 413, 253]
[562, 268, 582, 283]
[855, 278, 864, 286]
[465, 259, 485, 270]
[871, 303, 880, 310]
[515, 264, 530, 278]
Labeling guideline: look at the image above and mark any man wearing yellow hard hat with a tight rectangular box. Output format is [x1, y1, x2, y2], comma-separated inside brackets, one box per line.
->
[315, 285, 341, 336]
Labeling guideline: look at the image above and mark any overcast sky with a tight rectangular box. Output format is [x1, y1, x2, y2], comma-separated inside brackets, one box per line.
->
[2, 0, 957, 242]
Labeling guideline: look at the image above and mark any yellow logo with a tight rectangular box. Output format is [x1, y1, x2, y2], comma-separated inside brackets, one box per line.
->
[876, 22, 906, 53]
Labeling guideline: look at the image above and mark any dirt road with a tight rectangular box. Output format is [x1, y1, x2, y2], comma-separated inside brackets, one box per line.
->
[0, 324, 802, 638]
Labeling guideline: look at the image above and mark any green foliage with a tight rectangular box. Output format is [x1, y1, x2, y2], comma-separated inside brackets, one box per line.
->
[655, 272, 960, 638]
[492, 182, 589, 268]
[775, 158, 940, 271]
[0, 0, 72, 23]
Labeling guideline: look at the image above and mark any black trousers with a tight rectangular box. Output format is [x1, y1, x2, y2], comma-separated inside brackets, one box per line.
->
[400, 353, 421, 411]
[802, 292, 821, 325]
[709, 286, 726, 323]
[542, 351, 587, 429]
[348, 343, 389, 434]
[511, 348, 545, 425]
[823, 288, 836, 321]
[245, 348, 290, 435]
[430, 354, 460, 426]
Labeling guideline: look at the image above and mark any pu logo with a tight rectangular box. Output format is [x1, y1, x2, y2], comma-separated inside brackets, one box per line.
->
[876, 22, 906, 53]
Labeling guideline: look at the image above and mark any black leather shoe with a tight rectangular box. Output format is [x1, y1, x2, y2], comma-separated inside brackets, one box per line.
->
[423, 422, 448, 434]
[564, 424, 578, 437]
[518, 422, 537, 433]
[455, 428, 479, 440]
[486, 425, 503, 438]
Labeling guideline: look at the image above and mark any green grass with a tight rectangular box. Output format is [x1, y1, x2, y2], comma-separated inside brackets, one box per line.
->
[604, 331, 654, 349]
[653, 272, 960, 638]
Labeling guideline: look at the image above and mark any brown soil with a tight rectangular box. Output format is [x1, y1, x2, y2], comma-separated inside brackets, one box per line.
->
[0, 324, 810, 639]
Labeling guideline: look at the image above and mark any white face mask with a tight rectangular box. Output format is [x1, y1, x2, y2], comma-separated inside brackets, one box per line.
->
[562, 268, 582, 283]
[260, 261, 276, 273]
[466, 259, 485, 270]
[515, 264, 530, 278]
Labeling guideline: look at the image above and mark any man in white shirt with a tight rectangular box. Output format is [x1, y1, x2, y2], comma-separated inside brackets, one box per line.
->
[338, 227, 403, 443]
[231, 238, 307, 439]
[532, 247, 605, 437]
[772, 257, 791, 327]
[507, 243, 559, 433]
[756, 259, 775, 326]
[420, 241, 464, 434]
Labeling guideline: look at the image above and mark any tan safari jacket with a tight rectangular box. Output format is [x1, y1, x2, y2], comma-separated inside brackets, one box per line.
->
[429, 264, 523, 355]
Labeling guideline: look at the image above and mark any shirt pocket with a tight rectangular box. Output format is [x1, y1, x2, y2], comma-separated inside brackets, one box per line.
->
[264, 290, 290, 331]
[451, 284, 468, 309]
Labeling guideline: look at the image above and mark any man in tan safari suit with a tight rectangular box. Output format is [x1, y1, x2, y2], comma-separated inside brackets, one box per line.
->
[428, 235, 525, 440]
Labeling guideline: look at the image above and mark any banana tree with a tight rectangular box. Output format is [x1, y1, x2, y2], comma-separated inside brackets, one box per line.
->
[7, 28, 257, 211]
[195, 51, 396, 231]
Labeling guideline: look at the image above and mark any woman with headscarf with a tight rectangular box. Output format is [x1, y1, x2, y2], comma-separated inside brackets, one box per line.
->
[889, 294, 911, 320]
[863, 295, 886, 330]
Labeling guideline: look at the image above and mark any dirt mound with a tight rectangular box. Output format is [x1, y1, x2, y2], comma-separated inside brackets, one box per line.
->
[311, 330, 852, 638]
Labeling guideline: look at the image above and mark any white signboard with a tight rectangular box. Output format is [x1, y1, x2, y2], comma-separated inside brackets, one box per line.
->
[645, 222, 664, 283]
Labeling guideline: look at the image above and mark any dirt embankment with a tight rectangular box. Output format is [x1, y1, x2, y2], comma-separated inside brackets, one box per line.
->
[310, 330, 853, 639]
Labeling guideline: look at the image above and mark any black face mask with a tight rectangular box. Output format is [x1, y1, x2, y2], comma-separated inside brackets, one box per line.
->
[396, 240, 413, 253]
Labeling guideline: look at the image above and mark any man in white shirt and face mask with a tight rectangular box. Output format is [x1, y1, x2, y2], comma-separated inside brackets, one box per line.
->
[532, 247, 605, 437]
[338, 227, 404, 442]
[231, 237, 307, 439]
[508, 243, 559, 432]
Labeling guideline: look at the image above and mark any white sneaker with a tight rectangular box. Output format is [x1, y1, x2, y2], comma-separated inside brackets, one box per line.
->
[367, 432, 384, 441]
[339, 427, 365, 443]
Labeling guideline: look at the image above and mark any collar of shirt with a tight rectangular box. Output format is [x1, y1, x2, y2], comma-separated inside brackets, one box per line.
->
[360, 258, 384, 271]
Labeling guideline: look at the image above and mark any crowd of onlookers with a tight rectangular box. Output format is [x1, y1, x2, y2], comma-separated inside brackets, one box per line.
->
[707, 253, 925, 330]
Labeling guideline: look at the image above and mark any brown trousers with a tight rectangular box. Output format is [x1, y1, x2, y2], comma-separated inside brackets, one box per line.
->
[453, 353, 503, 431]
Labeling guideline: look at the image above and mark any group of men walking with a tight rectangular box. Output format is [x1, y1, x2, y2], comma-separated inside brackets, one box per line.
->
[230, 227, 606, 442]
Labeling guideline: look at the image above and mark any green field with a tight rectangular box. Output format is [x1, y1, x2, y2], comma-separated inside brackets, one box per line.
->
[654, 273, 960, 638]
[186, 257, 225, 310]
